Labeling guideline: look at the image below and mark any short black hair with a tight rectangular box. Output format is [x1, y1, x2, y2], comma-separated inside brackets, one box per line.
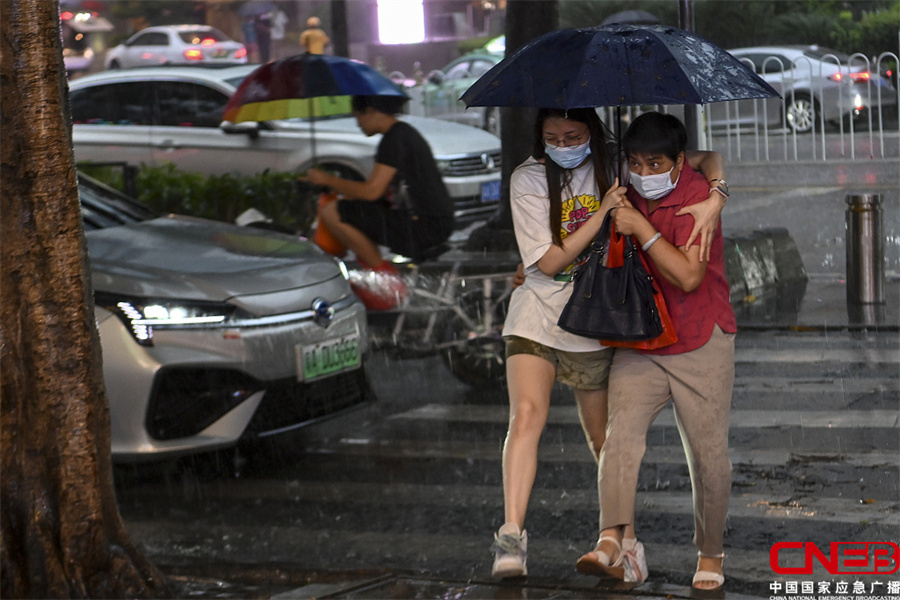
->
[351, 95, 409, 116]
[622, 112, 687, 162]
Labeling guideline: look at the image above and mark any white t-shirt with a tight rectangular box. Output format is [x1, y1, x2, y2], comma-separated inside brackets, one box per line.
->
[502, 156, 607, 352]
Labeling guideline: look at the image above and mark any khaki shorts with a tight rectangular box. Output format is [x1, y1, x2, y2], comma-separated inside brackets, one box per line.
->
[505, 335, 613, 390]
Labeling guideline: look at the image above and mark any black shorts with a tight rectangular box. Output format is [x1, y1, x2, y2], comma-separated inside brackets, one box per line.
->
[337, 199, 453, 260]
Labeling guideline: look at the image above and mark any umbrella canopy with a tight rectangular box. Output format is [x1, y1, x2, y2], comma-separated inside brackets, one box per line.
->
[225, 95, 353, 124]
[461, 24, 779, 109]
[223, 53, 407, 124]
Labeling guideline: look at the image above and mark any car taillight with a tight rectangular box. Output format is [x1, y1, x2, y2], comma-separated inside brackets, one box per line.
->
[200, 37, 216, 47]
[830, 71, 871, 83]
[184, 48, 204, 60]
[235, 47, 247, 59]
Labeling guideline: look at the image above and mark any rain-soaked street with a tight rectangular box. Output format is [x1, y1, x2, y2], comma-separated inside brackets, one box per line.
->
[112, 324, 899, 599]
[111, 155, 899, 599]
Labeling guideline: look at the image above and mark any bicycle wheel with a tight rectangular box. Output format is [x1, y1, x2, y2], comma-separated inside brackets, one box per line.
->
[436, 287, 509, 387]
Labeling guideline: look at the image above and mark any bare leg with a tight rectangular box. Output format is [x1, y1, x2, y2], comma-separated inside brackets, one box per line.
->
[321, 200, 383, 268]
[574, 387, 607, 461]
[502, 354, 556, 529]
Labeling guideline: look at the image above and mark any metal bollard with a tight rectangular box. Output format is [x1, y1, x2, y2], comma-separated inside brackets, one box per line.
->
[845, 194, 884, 304]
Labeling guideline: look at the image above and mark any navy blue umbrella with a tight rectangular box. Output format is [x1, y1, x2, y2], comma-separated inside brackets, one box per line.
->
[461, 24, 779, 109]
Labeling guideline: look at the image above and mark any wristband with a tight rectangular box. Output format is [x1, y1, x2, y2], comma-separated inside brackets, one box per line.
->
[709, 178, 728, 193]
[709, 178, 729, 202]
[711, 186, 729, 203]
[642, 232, 662, 252]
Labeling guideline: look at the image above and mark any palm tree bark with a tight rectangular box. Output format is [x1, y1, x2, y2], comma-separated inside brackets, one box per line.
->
[0, 1, 171, 597]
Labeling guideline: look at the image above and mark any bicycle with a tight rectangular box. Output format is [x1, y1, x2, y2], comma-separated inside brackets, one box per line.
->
[351, 244, 519, 387]
[239, 201, 519, 387]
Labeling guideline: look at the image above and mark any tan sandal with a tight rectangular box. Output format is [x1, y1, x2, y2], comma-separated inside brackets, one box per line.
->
[692, 552, 725, 592]
[575, 536, 625, 579]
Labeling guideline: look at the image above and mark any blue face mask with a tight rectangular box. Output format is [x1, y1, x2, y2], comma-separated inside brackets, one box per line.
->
[544, 139, 592, 169]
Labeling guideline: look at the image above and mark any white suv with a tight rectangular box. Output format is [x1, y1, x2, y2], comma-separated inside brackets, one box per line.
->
[68, 66, 503, 225]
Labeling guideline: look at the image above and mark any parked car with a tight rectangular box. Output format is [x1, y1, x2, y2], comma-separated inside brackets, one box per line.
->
[80, 174, 371, 461]
[104, 25, 247, 69]
[68, 66, 502, 226]
[404, 53, 503, 135]
[708, 45, 897, 133]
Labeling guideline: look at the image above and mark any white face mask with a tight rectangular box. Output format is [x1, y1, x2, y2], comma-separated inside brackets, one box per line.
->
[544, 139, 592, 169]
[630, 168, 678, 200]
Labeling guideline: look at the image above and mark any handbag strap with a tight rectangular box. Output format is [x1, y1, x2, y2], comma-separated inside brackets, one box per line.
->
[590, 209, 615, 253]
[617, 235, 635, 304]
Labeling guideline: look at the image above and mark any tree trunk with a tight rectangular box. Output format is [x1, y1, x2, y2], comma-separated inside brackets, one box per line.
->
[0, 1, 171, 597]
[465, 0, 558, 250]
[330, 0, 350, 58]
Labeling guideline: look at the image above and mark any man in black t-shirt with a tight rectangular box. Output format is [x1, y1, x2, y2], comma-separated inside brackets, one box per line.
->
[304, 95, 454, 309]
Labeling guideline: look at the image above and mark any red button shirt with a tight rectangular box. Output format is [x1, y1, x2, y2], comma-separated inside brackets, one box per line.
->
[626, 167, 737, 355]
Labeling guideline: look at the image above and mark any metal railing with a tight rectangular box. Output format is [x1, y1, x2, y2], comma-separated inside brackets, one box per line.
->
[603, 51, 899, 164]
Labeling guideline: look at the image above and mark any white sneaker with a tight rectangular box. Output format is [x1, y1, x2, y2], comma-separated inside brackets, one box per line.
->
[622, 539, 648, 583]
[491, 523, 527, 578]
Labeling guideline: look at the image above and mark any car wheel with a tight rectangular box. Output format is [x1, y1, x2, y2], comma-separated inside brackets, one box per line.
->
[785, 93, 819, 134]
[484, 108, 501, 137]
[437, 287, 509, 387]
[108, 59, 121, 69]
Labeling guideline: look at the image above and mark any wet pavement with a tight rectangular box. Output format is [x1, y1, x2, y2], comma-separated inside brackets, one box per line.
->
[114, 158, 898, 599]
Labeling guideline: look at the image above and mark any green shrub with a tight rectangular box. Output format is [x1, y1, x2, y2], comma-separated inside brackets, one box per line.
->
[858, 2, 900, 58]
[83, 163, 320, 234]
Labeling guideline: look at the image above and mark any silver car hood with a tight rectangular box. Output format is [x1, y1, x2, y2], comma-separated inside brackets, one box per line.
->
[272, 115, 501, 157]
[86, 215, 344, 302]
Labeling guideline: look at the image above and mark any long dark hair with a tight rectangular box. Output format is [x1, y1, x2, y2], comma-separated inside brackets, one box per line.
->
[532, 108, 611, 247]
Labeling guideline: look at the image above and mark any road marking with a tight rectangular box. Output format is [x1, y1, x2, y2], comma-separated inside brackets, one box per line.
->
[725, 187, 843, 215]
[734, 347, 899, 364]
[127, 479, 898, 528]
[390, 404, 900, 429]
[307, 438, 896, 470]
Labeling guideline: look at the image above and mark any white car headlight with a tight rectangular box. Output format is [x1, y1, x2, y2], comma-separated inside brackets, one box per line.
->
[96, 294, 238, 346]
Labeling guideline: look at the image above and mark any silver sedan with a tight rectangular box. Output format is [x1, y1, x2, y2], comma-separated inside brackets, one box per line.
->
[81, 175, 371, 461]
[708, 45, 897, 133]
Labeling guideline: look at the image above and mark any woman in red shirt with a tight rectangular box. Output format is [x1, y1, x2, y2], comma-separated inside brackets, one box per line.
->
[578, 112, 736, 592]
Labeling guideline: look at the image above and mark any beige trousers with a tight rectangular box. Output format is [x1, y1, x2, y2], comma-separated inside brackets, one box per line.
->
[599, 326, 735, 556]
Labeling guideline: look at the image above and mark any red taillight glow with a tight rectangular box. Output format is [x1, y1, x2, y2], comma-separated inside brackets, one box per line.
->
[830, 71, 871, 83]
[234, 47, 247, 59]
[184, 49, 204, 60]
[60, 11, 74, 20]
[200, 37, 217, 47]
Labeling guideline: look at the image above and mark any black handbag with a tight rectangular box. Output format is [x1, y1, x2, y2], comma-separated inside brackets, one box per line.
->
[557, 211, 663, 340]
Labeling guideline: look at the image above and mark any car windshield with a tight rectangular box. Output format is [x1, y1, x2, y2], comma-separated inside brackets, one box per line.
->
[79, 175, 156, 231]
[179, 29, 229, 44]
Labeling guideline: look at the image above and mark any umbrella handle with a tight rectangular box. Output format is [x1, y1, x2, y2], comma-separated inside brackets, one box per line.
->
[615, 106, 623, 180]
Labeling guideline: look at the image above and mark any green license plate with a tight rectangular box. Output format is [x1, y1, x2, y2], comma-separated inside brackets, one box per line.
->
[298, 334, 360, 381]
